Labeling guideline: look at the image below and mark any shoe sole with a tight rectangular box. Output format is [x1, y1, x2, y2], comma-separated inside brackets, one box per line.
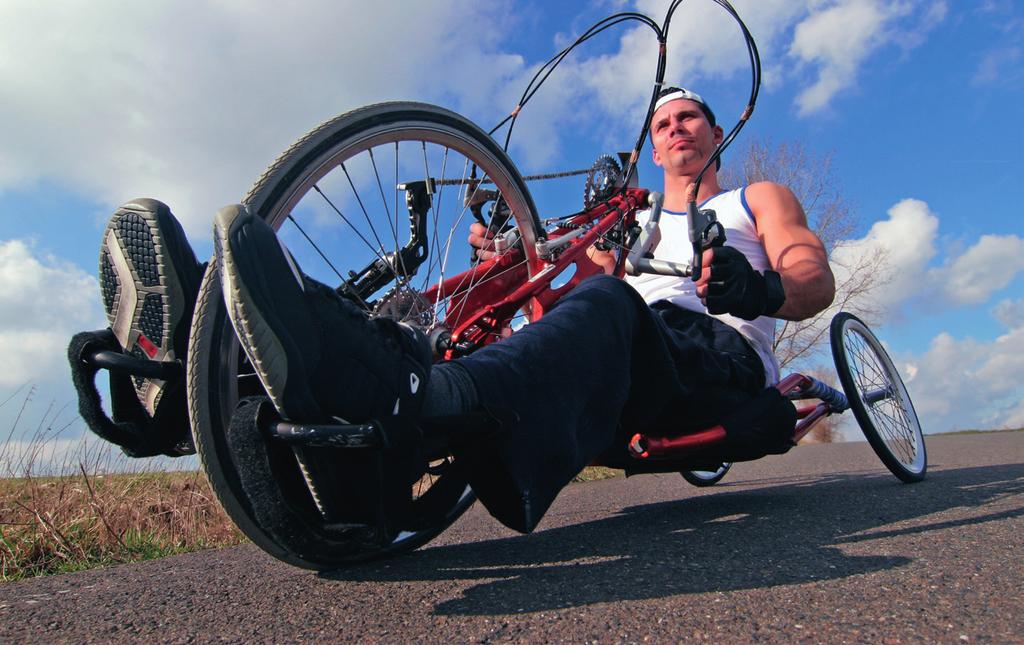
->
[215, 204, 320, 420]
[100, 199, 190, 416]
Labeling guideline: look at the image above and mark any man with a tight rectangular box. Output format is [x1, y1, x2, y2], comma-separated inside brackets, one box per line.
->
[76, 86, 834, 533]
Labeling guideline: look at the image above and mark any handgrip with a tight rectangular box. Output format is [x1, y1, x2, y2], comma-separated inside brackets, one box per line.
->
[687, 201, 725, 281]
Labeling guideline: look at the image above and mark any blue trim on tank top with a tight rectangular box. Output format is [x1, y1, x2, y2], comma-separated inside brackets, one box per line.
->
[739, 186, 756, 223]
[661, 189, 731, 216]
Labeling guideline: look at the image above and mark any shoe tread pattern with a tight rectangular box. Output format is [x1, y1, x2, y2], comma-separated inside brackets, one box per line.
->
[100, 204, 180, 415]
[114, 212, 161, 287]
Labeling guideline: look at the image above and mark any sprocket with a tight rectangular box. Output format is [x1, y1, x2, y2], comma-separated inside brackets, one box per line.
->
[583, 154, 623, 209]
[372, 285, 434, 330]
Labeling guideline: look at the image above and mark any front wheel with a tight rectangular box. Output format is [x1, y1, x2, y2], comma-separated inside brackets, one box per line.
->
[188, 102, 542, 569]
[830, 312, 926, 483]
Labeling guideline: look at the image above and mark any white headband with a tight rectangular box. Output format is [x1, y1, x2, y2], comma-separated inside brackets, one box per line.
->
[654, 88, 708, 113]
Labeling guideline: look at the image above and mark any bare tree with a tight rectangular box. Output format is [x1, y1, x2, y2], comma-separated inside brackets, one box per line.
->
[720, 139, 889, 372]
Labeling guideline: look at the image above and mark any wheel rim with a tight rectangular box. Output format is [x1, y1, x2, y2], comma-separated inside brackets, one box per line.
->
[689, 464, 729, 480]
[260, 123, 540, 324]
[841, 320, 925, 474]
[213, 109, 539, 551]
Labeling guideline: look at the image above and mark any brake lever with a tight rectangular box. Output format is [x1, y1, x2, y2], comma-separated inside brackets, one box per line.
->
[687, 202, 726, 281]
[625, 192, 663, 275]
[470, 196, 514, 263]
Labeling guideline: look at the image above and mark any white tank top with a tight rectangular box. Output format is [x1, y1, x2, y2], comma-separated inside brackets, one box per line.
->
[625, 187, 780, 385]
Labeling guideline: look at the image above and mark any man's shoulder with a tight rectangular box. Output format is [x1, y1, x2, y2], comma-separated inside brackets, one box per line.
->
[743, 181, 796, 204]
[740, 182, 803, 224]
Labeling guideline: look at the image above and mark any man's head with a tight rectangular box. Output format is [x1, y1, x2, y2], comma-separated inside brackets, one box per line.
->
[654, 87, 716, 128]
[649, 86, 723, 173]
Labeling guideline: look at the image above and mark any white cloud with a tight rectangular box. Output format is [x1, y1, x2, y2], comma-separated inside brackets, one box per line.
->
[820, 194, 1024, 434]
[788, 1, 899, 115]
[787, 0, 947, 116]
[0, 0, 537, 239]
[993, 298, 1024, 328]
[828, 198, 1024, 314]
[897, 323, 1024, 432]
[581, 0, 811, 125]
[0, 239, 105, 387]
[942, 235, 1024, 305]
[830, 198, 939, 312]
[0, 0, 951, 235]
[1001, 399, 1024, 429]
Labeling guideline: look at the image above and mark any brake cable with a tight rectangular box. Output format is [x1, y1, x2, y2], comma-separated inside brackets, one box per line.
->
[489, 0, 761, 202]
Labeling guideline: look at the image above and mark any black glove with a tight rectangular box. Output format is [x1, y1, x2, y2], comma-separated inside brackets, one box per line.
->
[706, 246, 786, 320]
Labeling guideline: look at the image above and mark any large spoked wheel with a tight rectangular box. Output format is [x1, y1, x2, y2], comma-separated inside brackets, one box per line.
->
[681, 463, 732, 487]
[830, 312, 926, 483]
[188, 102, 542, 569]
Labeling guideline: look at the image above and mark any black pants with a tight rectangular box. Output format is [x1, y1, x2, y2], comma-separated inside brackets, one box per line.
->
[453, 275, 766, 532]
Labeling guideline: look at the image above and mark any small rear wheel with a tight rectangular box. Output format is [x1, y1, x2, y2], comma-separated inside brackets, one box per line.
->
[681, 463, 731, 487]
[830, 312, 926, 483]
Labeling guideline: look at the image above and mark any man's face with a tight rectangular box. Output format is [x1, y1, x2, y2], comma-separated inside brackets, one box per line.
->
[649, 99, 723, 174]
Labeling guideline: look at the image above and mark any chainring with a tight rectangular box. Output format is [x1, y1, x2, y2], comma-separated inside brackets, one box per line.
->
[583, 154, 623, 209]
[373, 285, 434, 329]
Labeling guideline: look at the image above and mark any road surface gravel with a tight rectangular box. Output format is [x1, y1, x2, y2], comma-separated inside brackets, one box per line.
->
[1, 432, 1021, 643]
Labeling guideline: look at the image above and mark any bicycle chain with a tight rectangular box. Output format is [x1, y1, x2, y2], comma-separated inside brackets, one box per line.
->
[432, 167, 591, 186]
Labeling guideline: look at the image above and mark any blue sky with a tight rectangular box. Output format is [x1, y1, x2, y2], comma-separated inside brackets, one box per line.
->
[1, 0, 1023, 462]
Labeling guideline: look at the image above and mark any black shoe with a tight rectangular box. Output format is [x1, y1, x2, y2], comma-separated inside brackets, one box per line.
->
[99, 198, 202, 417]
[215, 204, 433, 537]
[213, 204, 432, 432]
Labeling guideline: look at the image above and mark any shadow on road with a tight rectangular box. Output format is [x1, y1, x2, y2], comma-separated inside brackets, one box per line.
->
[321, 463, 1024, 615]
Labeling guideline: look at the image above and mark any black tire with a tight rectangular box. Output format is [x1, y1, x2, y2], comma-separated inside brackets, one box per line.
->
[830, 312, 926, 483]
[681, 463, 732, 487]
[188, 102, 541, 569]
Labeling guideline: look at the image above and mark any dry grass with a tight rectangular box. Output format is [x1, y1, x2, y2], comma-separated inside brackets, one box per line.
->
[572, 466, 622, 483]
[0, 388, 244, 583]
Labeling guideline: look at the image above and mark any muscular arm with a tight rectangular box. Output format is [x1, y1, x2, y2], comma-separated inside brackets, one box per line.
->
[695, 182, 834, 321]
[745, 181, 835, 321]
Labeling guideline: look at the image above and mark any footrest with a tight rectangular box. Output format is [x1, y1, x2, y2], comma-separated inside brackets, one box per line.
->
[240, 397, 410, 543]
[85, 348, 182, 380]
[68, 328, 192, 458]
[254, 399, 384, 449]
[266, 419, 383, 449]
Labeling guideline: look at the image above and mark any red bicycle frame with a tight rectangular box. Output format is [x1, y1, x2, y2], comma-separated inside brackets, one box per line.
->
[423, 187, 846, 464]
[423, 188, 650, 357]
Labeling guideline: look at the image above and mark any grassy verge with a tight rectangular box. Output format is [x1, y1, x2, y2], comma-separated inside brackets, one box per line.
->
[572, 466, 623, 483]
[934, 427, 1023, 436]
[0, 390, 245, 583]
[0, 468, 245, 583]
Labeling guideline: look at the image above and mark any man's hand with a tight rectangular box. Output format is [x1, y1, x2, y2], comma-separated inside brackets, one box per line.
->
[586, 246, 617, 275]
[695, 245, 785, 320]
[468, 222, 498, 261]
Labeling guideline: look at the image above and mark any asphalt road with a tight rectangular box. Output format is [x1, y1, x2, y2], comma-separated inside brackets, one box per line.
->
[2, 432, 1022, 644]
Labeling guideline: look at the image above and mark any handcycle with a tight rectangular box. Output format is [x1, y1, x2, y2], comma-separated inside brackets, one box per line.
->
[82, 1, 927, 570]
[182, 100, 925, 569]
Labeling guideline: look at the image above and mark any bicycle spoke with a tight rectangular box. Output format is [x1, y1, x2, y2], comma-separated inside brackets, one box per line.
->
[340, 163, 398, 278]
[367, 147, 399, 248]
[283, 214, 345, 283]
[367, 146, 410, 283]
[394, 141, 400, 269]
[428, 157, 476, 303]
[312, 183, 392, 272]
